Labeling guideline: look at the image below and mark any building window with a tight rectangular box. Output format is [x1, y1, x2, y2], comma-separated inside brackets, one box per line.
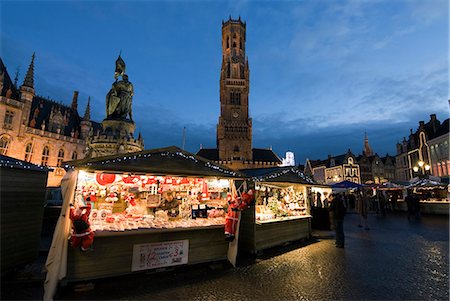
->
[230, 92, 241, 105]
[57, 149, 65, 167]
[0, 136, 10, 155]
[3, 110, 14, 129]
[41, 146, 50, 166]
[24, 143, 33, 162]
[72, 151, 78, 160]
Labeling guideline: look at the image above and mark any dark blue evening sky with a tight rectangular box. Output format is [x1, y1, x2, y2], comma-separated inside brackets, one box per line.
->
[2, 0, 448, 164]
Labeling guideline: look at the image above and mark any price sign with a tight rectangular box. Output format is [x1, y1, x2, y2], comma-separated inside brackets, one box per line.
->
[131, 240, 189, 271]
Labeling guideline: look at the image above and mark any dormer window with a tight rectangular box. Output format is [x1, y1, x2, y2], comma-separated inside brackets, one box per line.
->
[348, 157, 353, 164]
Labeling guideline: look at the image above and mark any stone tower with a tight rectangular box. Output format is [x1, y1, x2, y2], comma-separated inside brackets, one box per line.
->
[217, 17, 252, 163]
[86, 55, 144, 158]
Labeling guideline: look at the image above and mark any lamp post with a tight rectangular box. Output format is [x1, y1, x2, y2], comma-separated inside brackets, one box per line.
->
[413, 160, 430, 179]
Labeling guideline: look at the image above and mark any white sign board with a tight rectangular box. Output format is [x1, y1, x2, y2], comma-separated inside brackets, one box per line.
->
[131, 240, 189, 271]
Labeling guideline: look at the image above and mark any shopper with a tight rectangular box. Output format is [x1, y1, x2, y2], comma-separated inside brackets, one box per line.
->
[356, 191, 369, 230]
[405, 189, 415, 220]
[329, 193, 346, 248]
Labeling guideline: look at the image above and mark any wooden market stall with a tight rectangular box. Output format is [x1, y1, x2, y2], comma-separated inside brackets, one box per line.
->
[237, 167, 316, 255]
[0, 155, 49, 274]
[45, 146, 245, 287]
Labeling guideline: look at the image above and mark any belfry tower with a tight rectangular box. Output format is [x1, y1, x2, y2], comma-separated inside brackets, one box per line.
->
[217, 17, 252, 164]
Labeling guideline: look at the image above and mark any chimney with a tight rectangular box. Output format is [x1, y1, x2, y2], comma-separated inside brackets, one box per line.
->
[71, 91, 79, 111]
[430, 114, 436, 121]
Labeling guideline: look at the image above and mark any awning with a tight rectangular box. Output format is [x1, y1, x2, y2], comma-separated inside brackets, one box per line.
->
[64, 146, 244, 179]
[239, 166, 316, 185]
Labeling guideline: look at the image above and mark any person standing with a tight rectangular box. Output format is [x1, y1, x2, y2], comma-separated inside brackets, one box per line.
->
[405, 189, 415, 220]
[329, 193, 346, 248]
[356, 191, 370, 230]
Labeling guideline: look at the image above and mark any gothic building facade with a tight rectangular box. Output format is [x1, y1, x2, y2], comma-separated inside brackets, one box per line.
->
[0, 54, 98, 186]
[304, 149, 361, 185]
[197, 17, 281, 169]
[395, 114, 449, 181]
[0, 54, 144, 186]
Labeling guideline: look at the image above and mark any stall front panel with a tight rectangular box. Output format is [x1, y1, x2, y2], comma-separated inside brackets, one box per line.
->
[66, 171, 234, 281]
[239, 182, 312, 254]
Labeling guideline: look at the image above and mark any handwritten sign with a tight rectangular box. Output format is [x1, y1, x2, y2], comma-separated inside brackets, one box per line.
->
[131, 240, 189, 271]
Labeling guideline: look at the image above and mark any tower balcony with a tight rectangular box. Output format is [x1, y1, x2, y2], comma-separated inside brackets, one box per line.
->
[225, 79, 246, 87]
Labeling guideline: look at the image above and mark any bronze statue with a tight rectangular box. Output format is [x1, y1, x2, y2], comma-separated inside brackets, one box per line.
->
[106, 55, 133, 120]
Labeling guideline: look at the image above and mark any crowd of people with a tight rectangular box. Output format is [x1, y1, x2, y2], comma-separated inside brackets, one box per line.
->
[311, 187, 426, 248]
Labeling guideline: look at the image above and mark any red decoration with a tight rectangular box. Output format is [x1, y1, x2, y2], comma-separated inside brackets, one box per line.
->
[122, 175, 141, 184]
[95, 173, 116, 186]
[69, 204, 94, 252]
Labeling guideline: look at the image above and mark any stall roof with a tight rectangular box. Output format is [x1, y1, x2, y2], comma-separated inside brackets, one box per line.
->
[64, 146, 244, 178]
[0, 154, 51, 172]
[239, 166, 317, 185]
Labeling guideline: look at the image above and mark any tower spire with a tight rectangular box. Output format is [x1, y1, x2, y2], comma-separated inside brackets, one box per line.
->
[83, 96, 91, 121]
[22, 53, 35, 89]
[13, 67, 19, 88]
[71, 91, 79, 111]
[363, 131, 374, 156]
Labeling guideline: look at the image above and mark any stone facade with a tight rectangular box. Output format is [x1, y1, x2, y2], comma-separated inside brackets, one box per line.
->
[0, 55, 94, 186]
[395, 114, 448, 181]
[305, 150, 361, 185]
[197, 18, 281, 169]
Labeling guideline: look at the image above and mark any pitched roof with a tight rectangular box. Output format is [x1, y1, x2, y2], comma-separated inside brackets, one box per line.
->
[66, 146, 244, 178]
[0, 58, 20, 100]
[196, 148, 282, 163]
[252, 148, 282, 163]
[28, 96, 83, 138]
[239, 166, 316, 185]
[0, 154, 51, 172]
[429, 118, 449, 140]
[196, 148, 219, 161]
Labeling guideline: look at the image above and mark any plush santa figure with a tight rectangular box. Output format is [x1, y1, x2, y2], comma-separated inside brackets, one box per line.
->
[69, 203, 94, 252]
[224, 190, 255, 242]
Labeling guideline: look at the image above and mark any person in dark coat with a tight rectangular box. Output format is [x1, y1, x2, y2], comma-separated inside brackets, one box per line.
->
[329, 193, 346, 248]
[405, 189, 415, 220]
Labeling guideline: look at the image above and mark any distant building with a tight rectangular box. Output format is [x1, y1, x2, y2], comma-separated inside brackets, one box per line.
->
[305, 149, 361, 184]
[197, 17, 281, 169]
[281, 151, 295, 167]
[0, 55, 99, 186]
[356, 133, 396, 184]
[395, 114, 449, 181]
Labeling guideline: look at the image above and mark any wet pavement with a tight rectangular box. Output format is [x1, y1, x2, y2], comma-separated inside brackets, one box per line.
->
[2, 212, 449, 300]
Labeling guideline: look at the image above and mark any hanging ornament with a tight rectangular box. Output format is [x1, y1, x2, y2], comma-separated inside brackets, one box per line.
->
[96, 173, 116, 186]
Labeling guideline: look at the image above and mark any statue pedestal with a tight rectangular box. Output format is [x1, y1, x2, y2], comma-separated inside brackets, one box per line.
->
[87, 118, 144, 158]
[101, 118, 136, 139]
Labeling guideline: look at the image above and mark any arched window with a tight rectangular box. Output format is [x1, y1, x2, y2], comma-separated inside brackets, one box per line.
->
[24, 143, 33, 162]
[226, 36, 229, 48]
[57, 149, 65, 167]
[0, 136, 10, 155]
[233, 145, 240, 152]
[72, 151, 78, 160]
[41, 146, 50, 166]
[232, 34, 237, 48]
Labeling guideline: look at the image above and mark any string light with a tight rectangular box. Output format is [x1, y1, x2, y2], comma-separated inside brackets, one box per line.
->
[65, 148, 240, 177]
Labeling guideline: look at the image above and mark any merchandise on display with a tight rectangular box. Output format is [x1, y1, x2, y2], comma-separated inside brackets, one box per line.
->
[73, 171, 231, 232]
[254, 184, 308, 222]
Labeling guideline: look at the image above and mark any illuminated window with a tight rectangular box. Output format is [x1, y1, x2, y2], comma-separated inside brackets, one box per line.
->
[72, 151, 77, 160]
[24, 143, 33, 162]
[57, 149, 65, 167]
[0, 136, 10, 155]
[41, 146, 50, 166]
[4, 110, 14, 129]
[348, 157, 353, 164]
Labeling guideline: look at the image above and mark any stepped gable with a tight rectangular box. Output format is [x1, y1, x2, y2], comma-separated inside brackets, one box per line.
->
[28, 95, 83, 138]
[0, 58, 20, 100]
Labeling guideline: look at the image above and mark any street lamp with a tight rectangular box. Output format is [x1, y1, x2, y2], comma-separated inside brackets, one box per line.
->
[413, 160, 430, 178]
